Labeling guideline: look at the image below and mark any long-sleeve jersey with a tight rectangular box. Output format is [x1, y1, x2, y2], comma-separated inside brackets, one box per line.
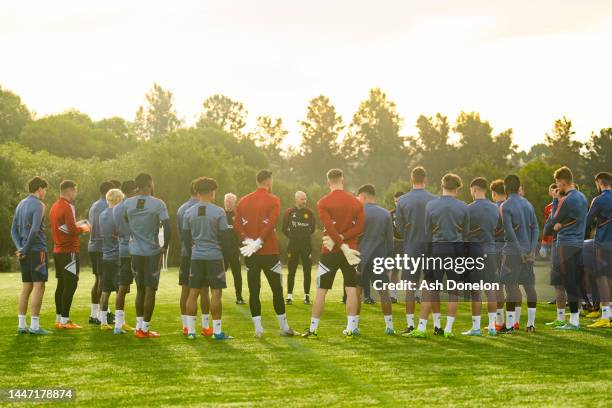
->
[395, 188, 437, 246]
[541, 202, 554, 246]
[586, 189, 612, 246]
[177, 198, 199, 257]
[500, 193, 539, 255]
[113, 200, 130, 258]
[99, 207, 119, 261]
[317, 189, 365, 253]
[389, 209, 403, 242]
[547, 189, 588, 247]
[282, 207, 315, 242]
[425, 195, 470, 243]
[87, 197, 108, 253]
[233, 187, 281, 255]
[11, 195, 46, 253]
[49, 197, 83, 253]
[359, 203, 394, 263]
[467, 198, 499, 254]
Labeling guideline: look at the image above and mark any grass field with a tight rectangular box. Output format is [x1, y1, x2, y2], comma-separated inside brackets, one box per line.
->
[0, 264, 610, 407]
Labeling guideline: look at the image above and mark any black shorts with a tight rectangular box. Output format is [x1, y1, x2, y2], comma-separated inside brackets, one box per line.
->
[401, 242, 429, 282]
[550, 243, 562, 285]
[53, 252, 80, 281]
[595, 244, 612, 277]
[500, 254, 535, 286]
[360, 257, 390, 289]
[20, 250, 48, 283]
[119, 257, 133, 286]
[189, 259, 226, 289]
[89, 251, 102, 276]
[179, 256, 191, 286]
[101, 260, 119, 292]
[132, 254, 161, 290]
[465, 243, 499, 284]
[317, 252, 358, 290]
[424, 242, 465, 285]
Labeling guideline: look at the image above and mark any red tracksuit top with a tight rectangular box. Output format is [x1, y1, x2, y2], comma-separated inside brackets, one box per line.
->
[233, 187, 280, 255]
[49, 197, 84, 253]
[317, 189, 365, 254]
[542, 202, 554, 245]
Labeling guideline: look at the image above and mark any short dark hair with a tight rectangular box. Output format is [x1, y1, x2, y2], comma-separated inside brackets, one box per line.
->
[256, 169, 273, 184]
[442, 173, 462, 190]
[357, 184, 376, 196]
[135, 173, 153, 189]
[60, 180, 77, 191]
[28, 176, 48, 193]
[99, 181, 114, 196]
[394, 191, 404, 198]
[490, 179, 505, 195]
[549, 183, 558, 190]
[504, 174, 521, 194]
[109, 179, 121, 188]
[594, 172, 610, 186]
[193, 177, 218, 194]
[326, 168, 343, 181]
[411, 167, 427, 184]
[470, 177, 488, 191]
[120, 180, 137, 195]
[554, 166, 573, 183]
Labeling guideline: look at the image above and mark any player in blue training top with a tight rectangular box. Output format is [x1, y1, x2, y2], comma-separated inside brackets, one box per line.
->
[356, 184, 395, 335]
[182, 177, 234, 340]
[11, 176, 50, 335]
[585, 172, 612, 328]
[407, 173, 469, 339]
[124, 173, 171, 338]
[395, 166, 436, 335]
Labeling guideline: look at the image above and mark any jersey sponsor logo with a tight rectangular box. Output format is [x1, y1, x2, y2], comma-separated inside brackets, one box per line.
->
[136, 199, 146, 210]
[241, 217, 248, 225]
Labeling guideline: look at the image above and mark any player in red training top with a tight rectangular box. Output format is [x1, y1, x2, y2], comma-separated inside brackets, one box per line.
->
[302, 169, 364, 338]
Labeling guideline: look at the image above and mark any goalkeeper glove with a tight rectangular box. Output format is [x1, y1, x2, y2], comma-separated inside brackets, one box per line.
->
[240, 238, 263, 257]
[340, 243, 361, 266]
[322, 235, 335, 251]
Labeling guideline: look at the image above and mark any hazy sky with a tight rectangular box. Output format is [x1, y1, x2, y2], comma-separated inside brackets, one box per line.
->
[2, 0, 611, 149]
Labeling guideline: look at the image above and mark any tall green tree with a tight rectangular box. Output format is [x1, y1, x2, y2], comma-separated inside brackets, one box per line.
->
[409, 113, 455, 185]
[0, 85, 31, 142]
[584, 127, 612, 177]
[134, 83, 181, 140]
[250, 115, 287, 166]
[544, 117, 582, 172]
[197, 94, 247, 136]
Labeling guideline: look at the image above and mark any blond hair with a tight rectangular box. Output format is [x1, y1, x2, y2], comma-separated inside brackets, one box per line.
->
[106, 188, 125, 206]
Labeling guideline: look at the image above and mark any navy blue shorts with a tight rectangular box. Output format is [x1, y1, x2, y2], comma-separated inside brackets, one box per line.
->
[424, 242, 465, 285]
[595, 244, 612, 277]
[500, 254, 535, 286]
[132, 254, 161, 290]
[101, 260, 119, 292]
[401, 242, 429, 282]
[179, 256, 191, 286]
[20, 250, 48, 283]
[465, 243, 499, 284]
[189, 259, 226, 289]
[89, 251, 102, 276]
[118, 257, 133, 286]
[360, 257, 390, 289]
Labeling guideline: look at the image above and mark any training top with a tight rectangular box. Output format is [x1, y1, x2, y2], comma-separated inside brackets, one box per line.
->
[317, 189, 365, 253]
[500, 193, 539, 255]
[183, 202, 229, 260]
[541, 202, 554, 246]
[548, 189, 588, 247]
[99, 207, 119, 261]
[395, 188, 437, 245]
[177, 198, 199, 257]
[282, 207, 315, 242]
[11, 195, 46, 253]
[467, 198, 499, 254]
[234, 187, 281, 255]
[124, 194, 170, 256]
[87, 197, 108, 253]
[425, 195, 470, 243]
[113, 200, 130, 258]
[586, 189, 612, 246]
[359, 203, 394, 264]
[49, 197, 83, 254]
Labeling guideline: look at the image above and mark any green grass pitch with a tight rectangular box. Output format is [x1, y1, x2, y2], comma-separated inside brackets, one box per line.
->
[0, 265, 610, 407]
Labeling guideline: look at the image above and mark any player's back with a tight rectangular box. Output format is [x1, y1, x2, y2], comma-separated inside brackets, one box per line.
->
[501, 194, 531, 254]
[468, 198, 499, 253]
[184, 202, 228, 260]
[113, 200, 130, 258]
[426, 196, 469, 243]
[590, 190, 612, 244]
[124, 194, 168, 256]
[317, 189, 364, 251]
[177, 198, 199, 256]
[555, 189, 588, 246]
[99, 207, 119, 261]
[12, 195, 46, 251]
[396, 188, 437, 243]
[360, 203, 393, 262]
[88, 198, 107, 252]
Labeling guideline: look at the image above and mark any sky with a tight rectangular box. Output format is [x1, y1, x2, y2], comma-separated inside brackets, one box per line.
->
[2, 0, 612, 150]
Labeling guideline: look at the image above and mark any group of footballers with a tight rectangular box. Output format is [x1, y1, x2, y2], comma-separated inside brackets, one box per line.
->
[10, 164, 612, 340]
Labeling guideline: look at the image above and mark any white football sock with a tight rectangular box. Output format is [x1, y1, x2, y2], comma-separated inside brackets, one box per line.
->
[202, 314, 210, 329]
[18, 315, 26, 329]
[433, 312, 441, 328]
[488, 313, 496, 329]
[30, 316, 40, 330]
[181, 314, 187, 329]
[91, 304, 99, 318]
[569, 312, 579, 326]
[601, 305, 610, 319]
[527, 308, 536, 327]
[213, 319, 222, 335]
[515, 306, 522, 325]
[187, 316, 196, 334]
[99, 310, 107, 325]
[309, 317, 320, 332]
[417, 318, 427, 332]
[406, 314, 415, 328]
[287, 293, 293, 300]
[495, 308, 504, 325]
[390, 288, 397, 298]
[56, 314, 61, 323]
[136, 316, 144, 331]
[557, 308, 566, 321]
[115, 310, 125, 329]
[252, 316, 263, 333]
[471, 316, 480, 331]
[355, 315, 360, 328]
[444, 316, 455, 334]
[143, 321, 150, 333]
[384, 315, 394, 330]
[276, 314, 289, 331]
[506, 311, 515, 329]
[60, 316, 69, 325]
[347, 315, 357, 331]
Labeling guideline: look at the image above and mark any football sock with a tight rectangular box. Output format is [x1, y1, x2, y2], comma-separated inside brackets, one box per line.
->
[60, 316, 69, 325]
[444, 316, 455, 334]
[515, 306, 522, 325]
[56, 314, 61, 323]
[309, 317, 320, 332]
[276, 314, 289, 331]
[213, 320, 222, 335]
[406, 314, 415, 328]
[187, 316, 196, 334]
[287, 293, 293, 300]
[143, 321, 150, 333]
[496, 308, 504, 325]
[304, 293, 309, 299]
[355, 315, 360, 328]
[115, 310, 125, 329]
[417, 318, 427, 332]
[488, 313, 496, 329]
[569, 312, 579, 326]
[30, 316, 40, 330]
[136, 316, 144, 331]
[557, 308, 566, 321]
[527, 308, 536, 327]
[471, 316, 480, 331]
[18, 315, 26, 329]
[202, 314, 210, 329]
[602, 305, 610, 319]
[181, 315, 187, 329]
[506, 311, 515, 329]
[433, 312, 441, 328]
[347, 315, 357, 332]
[384, 315, 394, 330]
[252, 316, 263, 333]
[91, 304, 99, 318]
[99, 310, 107, 325]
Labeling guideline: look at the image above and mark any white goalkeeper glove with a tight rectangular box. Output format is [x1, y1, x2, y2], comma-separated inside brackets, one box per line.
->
[322, 235, 335, 251]
[240, 238, 263, 257]
[538, 245, 549, 258]
[340, 243, 361, 266]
